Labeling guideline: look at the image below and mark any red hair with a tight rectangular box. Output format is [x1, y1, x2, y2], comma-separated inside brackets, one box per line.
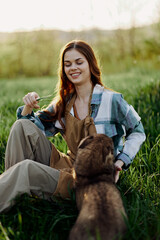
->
[43, 40, 103, 129]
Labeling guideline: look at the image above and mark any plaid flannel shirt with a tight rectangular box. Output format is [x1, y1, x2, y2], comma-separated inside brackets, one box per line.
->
[17, 84, 146, 169]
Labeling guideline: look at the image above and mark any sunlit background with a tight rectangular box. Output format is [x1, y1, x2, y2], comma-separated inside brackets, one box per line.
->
[0, 0, 159, 32]
[0, 0, 160, 79]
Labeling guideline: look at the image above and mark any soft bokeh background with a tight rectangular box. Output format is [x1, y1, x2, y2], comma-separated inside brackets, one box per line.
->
[0, 0, 160, 79]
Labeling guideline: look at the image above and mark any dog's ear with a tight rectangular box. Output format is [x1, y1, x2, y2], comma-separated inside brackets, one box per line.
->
[102, 139, 114, 164]
[104, 151, 114, 166]
[72, 168, 76, 180]
[78, 135, 94, 149]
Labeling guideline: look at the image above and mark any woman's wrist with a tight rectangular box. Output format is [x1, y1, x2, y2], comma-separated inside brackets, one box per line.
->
[115, 159, 124, 168]
[21, 105, 33, 116]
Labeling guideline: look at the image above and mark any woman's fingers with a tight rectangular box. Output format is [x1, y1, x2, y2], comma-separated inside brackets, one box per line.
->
[115, 165, 122, 171]
[23, 92, 40, 109]
[114, 164, 122, 183]
[115, 171, 120, 183]
[30, 92, 40, 109]
[23, 96, 33, 108]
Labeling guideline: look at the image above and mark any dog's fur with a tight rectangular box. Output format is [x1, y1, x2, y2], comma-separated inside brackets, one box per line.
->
[69, 134, 127, 240]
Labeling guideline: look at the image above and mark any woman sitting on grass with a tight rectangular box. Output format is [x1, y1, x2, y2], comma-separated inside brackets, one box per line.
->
[0, 40, 146, 212]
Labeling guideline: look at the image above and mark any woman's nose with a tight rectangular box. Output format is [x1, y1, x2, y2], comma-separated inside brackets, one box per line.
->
[70, 64, 78, 70]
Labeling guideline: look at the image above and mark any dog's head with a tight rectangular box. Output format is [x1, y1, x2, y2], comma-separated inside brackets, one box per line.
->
[74, 134, 115, 178]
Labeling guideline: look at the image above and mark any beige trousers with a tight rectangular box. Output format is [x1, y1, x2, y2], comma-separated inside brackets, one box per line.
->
[0, 160, 59, 212]
[0, 119, 60, 213]
[5, 119, 52, 169]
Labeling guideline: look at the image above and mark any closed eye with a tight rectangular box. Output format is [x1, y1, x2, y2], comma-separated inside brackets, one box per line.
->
[64, 63, 71, 67]
[64, 62, 83, 67]
[77, 61, 83, 65]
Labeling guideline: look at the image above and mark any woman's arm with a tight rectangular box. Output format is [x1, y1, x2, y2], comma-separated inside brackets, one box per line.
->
[17, 92, 60, 137]
[21, 92, 40, 116]
[112, 94, 146, 170]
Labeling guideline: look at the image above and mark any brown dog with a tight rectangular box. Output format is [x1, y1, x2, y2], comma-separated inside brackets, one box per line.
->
[69, 134, 127, 240]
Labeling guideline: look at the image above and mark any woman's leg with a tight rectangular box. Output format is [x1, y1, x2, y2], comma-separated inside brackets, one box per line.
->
[5, 119, 52, 169]
[0, 160, 60, 213]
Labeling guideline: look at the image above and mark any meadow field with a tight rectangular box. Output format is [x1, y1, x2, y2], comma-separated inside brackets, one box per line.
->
[0, 67, 160, 239]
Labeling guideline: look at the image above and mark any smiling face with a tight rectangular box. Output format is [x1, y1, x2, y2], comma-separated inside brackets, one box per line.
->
[64, 49, 91, 87]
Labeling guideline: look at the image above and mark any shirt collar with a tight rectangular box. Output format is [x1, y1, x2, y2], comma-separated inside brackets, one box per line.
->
[91, 84, 104, 105]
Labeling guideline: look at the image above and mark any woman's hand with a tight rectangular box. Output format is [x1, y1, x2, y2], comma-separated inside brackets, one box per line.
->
[23, 92, 40, 109]
[22, 92, 40, 116]
[114, 160, 124, 183]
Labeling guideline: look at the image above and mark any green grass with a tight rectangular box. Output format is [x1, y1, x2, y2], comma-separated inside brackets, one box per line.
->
[0, 70, 160, 239]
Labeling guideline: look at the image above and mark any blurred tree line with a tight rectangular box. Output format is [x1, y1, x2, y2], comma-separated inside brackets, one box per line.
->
[0, 23, 160, 79]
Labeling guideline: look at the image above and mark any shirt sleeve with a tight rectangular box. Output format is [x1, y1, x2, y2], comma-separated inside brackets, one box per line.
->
[112, 94, 146, 169]
[16, 105, 60, 137]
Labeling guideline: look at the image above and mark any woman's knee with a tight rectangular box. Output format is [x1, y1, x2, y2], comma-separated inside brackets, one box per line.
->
[12, 119, 30, 128]
[15, 160, 38, 175]
[10, 119, 30, 134]
[17, 159, 47, 171]
[14, 159, 34, 169]
[16, 160, 59, 183]
[10, 119, 39, 138]
[4, 160, 34, 176]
